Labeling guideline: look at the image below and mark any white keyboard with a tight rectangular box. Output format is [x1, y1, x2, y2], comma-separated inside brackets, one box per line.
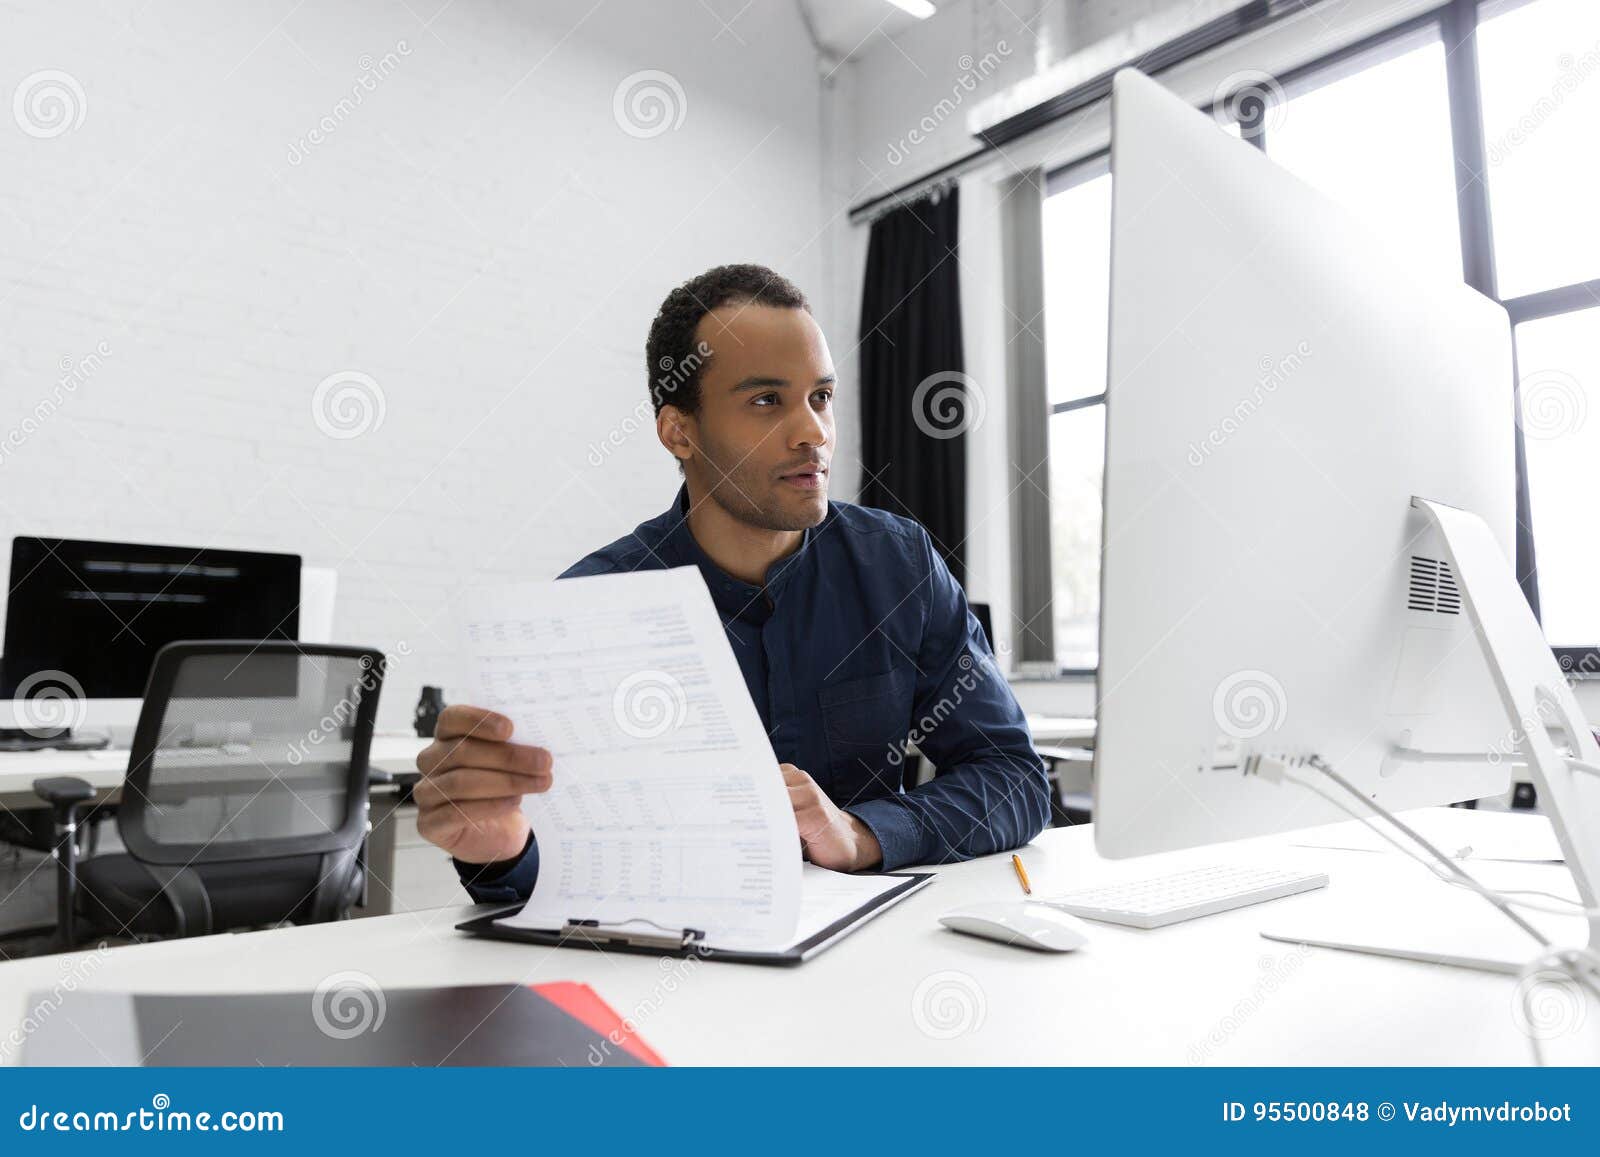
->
[1038, 864, 1329, 929]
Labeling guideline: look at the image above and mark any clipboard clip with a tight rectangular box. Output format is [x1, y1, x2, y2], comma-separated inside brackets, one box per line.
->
[562, 918, 707, 953]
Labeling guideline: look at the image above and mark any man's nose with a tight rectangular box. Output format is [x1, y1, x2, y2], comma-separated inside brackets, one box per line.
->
[789, 401, 829, 449]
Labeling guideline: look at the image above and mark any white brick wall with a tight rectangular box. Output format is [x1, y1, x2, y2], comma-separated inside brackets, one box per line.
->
[0, 0, 831, 729]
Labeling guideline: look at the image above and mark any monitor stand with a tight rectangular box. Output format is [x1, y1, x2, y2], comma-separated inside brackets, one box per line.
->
[1262, 496, 1600, 973]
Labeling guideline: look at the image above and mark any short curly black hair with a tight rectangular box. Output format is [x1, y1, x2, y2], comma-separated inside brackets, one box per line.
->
[645, 263, 809, 416]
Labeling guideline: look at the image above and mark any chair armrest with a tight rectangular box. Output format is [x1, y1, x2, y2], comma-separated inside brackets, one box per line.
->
[31, 777, 95, 951]
[32, 776, 96, 807]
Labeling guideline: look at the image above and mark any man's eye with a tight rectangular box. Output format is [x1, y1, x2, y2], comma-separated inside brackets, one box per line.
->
[813, 389, 833, 406]
[752, 393, 779, 406]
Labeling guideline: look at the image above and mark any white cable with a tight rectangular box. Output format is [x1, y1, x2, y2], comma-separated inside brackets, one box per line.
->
[1271, 754, 1600, 1065]
[1276, 758, 1550, 944]
[1275, 756, 1600, 916]
[1289, 774, 1600, 915]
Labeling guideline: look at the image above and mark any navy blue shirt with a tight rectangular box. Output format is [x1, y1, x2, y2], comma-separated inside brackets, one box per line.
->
[455, 487, 1050, 902]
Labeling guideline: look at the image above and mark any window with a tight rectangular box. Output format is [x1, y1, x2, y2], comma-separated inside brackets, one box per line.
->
[1477, 0, 1600, 297]
[1478, 0, 1600, 666]
[1035, 0, 1600, 674]
[1041, 166, 1111, 671]
[1264, 34, 1462, 280]
[1516, 310, 1600, 649]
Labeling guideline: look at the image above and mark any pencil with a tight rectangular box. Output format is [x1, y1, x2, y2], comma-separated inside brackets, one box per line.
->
[1011, 854, 1032, 895]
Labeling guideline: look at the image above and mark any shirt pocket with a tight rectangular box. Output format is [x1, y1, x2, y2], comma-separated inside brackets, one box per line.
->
[817, 668, 915, 793]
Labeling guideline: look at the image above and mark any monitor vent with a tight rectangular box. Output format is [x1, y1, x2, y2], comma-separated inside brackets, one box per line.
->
[1408, 556, 1461, 615]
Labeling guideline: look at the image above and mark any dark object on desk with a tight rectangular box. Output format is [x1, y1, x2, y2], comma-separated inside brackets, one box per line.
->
[458, 871, 933, 966]
[22, 982, 656, 1067]
[970, 602, 995, 654]
[1, 536, 300, 744]
[0, 729, 109, 752]
[36, 640, 384, 951]
[414, 684, 445, 738]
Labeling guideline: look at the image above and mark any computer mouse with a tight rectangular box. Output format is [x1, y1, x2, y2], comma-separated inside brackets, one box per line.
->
[939, 901, 1089, 952]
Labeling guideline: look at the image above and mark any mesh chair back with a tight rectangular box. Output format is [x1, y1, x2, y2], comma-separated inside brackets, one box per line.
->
[119, 641, 384, 865]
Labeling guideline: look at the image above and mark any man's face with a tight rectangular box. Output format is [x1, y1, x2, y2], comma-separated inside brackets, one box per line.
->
[669, 303, 835, 532]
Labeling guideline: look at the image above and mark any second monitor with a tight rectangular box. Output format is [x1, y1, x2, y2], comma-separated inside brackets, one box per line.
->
[1, 537, 301, 739]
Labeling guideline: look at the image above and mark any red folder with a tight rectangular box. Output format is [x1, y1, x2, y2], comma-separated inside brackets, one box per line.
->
[531, 981, 667, 1067]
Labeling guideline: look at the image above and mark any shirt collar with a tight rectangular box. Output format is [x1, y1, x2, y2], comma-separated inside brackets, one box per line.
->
[659, 485, 817, 623]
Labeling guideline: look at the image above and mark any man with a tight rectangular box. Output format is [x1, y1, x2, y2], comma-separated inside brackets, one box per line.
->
[415, 264, 1050, 903]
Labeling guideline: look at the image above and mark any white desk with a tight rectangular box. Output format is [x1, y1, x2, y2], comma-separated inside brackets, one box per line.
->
[0, 735, 431, 916]
[0, 734, 429, 804]
[1026, 714, 1096, 745]
[2, 810, 1591, 1065]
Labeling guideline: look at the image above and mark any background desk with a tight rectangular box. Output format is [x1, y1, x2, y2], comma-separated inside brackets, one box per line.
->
[0, 735, 430, 917]
[2, 811, 1591, 1066]
[1026, 714, 1095, 744]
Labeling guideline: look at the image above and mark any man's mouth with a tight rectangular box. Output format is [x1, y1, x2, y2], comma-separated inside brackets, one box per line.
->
[778, 464, 828, 491]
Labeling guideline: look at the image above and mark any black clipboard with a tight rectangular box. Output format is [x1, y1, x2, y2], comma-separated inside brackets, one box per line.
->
[456, 872, 934, 966]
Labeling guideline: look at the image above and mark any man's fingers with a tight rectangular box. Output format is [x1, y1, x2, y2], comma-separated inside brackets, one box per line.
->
[418, 736, 552, 778]
[787, 784, 825, 808]
[415, 766, 552, 808]
[416, 794, 521, 839]
[433, 704, 513, 742]
[779, 763, 813, 786]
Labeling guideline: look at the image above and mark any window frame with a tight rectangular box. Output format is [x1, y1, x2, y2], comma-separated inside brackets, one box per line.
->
[1035, 0, 1597, 677]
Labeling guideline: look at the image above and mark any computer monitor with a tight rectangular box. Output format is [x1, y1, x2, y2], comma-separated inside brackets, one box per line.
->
[1, 537, 301, 736]
[1094, 69, 1600, 965]
[1094, 67, 1521, 855]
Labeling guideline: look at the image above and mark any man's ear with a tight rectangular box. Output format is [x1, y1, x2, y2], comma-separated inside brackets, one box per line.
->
[657, 404, 695, 466]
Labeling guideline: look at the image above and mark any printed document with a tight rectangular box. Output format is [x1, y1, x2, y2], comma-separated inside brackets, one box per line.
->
[460, 567, 802, 949]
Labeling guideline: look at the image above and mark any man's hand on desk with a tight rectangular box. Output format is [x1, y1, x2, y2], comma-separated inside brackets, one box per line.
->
[781, 763, 882, 872]
[414, 705, 553, 864]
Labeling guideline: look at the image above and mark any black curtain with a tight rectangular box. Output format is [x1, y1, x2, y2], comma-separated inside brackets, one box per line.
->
[856, 188, 968, 588]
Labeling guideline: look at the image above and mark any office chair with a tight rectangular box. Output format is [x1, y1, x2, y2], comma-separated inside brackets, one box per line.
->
[1038, 745, 1093, 827]
[33, 641, 385, 950]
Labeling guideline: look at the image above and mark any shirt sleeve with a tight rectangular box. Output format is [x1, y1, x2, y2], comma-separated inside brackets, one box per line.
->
[845, 529, 1052, 870]
[452, 833, 540, 904]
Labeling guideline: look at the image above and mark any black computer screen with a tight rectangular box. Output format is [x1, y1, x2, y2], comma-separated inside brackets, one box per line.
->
[1, 538, 301, 699]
